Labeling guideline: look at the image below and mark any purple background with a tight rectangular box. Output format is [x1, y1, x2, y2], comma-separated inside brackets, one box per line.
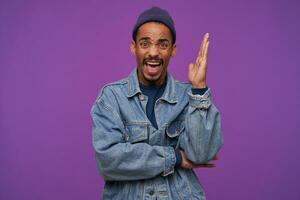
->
[1, 0, 299, 199]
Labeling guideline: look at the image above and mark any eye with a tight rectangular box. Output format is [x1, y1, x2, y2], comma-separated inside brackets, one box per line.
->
[139, 41, 149, 48]
[159, 42, 169, 49]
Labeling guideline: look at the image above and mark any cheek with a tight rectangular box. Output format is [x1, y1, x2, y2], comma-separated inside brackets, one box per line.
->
[162, 53, 172, 63]
[135, 51, 146, 62]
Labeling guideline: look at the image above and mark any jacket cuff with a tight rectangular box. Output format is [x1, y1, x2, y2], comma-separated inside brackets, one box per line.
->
[188, 88, 211, 109]
[174, 147, 182, 167]
[162, 146, 176, 176]
[191, 87, 208, 95]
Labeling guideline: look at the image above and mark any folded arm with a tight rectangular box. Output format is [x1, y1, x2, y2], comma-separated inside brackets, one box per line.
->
[91, 89, 176, 181]
[179, 89, 223, 164]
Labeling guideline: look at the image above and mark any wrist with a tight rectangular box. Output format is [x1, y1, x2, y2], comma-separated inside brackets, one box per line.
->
[174, 147, 182, 167]
[192, 87, 208, 95]
[192, 82, 206, 89]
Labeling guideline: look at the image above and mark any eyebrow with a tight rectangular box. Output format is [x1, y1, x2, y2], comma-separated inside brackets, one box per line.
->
[138, 37, 150, 41]
[138, 37, 170, 43]
[157, 39, 170, 43]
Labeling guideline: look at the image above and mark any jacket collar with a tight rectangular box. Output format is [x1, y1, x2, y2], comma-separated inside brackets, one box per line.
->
[126, 68, 178, 104]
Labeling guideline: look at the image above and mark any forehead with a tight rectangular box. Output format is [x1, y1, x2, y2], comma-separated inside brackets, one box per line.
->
[136, 22, 172, 41]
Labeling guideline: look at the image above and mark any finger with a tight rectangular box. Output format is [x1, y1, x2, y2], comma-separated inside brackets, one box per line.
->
[195, 34, 206, 67]
[198, 33, 209, 57]
[211, 154, 218, 160]
[203, 40, 209, 60]
[198, 34, 206, 57]
[182, 162, 193, 169]
[195, 55, 201, 68]
[189, 63, 195, 72]
[200, 33, 209, 58]
[196, 34, 209, 67]
[194, 163, 215, 168]
[195, 51, 202, 68]
[198, 41, 209, 70]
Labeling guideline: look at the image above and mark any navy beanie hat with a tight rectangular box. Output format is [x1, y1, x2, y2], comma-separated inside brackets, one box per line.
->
[132, 6, 176, 44]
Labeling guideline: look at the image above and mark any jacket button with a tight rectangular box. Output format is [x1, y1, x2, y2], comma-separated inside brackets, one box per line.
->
[139, 95, 145, 101]
[149, 190, 154, 195]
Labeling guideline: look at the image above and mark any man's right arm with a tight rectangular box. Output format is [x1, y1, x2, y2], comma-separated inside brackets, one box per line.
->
[91, 87, 176, 181]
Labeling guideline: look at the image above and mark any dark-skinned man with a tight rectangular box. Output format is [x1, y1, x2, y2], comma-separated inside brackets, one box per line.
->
[91, 6, 223, 200]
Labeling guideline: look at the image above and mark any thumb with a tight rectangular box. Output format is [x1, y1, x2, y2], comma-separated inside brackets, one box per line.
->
[189, 63, 194, 72]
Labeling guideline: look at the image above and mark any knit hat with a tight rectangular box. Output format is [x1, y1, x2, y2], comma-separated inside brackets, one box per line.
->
[132, 6, 176, 44]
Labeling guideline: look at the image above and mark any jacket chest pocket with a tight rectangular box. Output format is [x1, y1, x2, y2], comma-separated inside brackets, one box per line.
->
[166, 120, 185, 138]
[166, 120, 185, 147]
[125, 125, 148, 143]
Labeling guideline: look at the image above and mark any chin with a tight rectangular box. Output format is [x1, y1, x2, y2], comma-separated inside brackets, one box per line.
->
[143, 68, 162, 81]
[138, 63, 167, 85]
[144, 74, 161, 82]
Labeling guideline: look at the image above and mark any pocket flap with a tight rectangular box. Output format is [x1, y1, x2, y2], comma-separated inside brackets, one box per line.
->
[125, 125, 148, 143]
[166, 121, 185, 138]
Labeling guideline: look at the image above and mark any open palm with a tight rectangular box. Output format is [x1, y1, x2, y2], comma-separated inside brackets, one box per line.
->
[188, 33, 210, 88]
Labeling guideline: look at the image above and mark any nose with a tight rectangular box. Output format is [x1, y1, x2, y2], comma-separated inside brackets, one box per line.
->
[148, 44, 159, 57]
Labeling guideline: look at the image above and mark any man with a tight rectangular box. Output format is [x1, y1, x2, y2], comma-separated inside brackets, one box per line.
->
[91, 6, 223, 200]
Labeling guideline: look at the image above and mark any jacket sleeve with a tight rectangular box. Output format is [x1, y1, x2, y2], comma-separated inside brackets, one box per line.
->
[91, 88, 176, 181]
[179, 88, 224, 164]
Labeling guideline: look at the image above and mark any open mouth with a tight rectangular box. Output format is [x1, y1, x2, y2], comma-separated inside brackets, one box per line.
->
[145, 60, 162, 67]
[144, 59, 163, 75]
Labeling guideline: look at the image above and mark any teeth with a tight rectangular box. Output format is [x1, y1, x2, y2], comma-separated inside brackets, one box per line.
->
[146, 62, 160, 65]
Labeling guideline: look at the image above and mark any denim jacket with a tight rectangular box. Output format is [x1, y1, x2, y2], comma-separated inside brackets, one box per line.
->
[91, 69, 223, 200]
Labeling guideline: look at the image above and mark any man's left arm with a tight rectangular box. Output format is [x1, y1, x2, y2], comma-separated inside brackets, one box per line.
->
[179, 89, 223, 164]
[179, 33, 224, 164]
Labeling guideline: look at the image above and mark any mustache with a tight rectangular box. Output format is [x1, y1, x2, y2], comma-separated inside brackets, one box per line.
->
[143, 56, 163, 65]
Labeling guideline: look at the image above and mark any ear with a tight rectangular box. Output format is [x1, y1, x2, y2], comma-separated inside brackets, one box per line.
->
[130, 40, 136, 56]
[171, 44, 176, 57]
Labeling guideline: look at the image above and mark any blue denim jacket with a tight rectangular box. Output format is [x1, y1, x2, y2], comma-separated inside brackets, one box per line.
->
[91, 69, 223, 200]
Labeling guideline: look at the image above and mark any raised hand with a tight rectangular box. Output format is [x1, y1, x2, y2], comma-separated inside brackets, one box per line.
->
[188, 33, 210, 88]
